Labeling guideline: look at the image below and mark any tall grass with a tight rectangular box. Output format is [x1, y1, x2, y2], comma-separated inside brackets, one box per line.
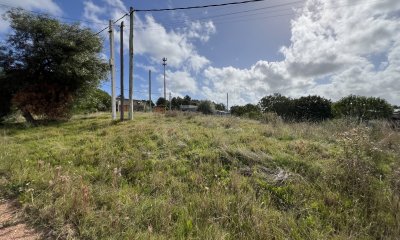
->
[0, 113, 399, 239]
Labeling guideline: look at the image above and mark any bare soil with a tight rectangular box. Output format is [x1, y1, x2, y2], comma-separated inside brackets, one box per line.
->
[0, 200, 40, 240]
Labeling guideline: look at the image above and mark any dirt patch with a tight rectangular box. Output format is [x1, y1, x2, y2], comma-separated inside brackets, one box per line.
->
[0, 200, 40, 240]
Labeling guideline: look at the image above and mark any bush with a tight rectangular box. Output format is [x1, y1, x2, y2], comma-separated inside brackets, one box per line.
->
[73, 89, 111, 114]
[292, 95, 333, 122]
[197, 100, 215, 115]
[12, 83, 73, 121]
[259, 93, 293, 120]
[231, 104, 261, 117]
[333, 95, 393, 122]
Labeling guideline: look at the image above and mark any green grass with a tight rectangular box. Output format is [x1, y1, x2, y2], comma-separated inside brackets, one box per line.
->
[0, 112, 399, 239]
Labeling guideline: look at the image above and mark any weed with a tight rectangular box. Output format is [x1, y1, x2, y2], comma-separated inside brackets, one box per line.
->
[0, 113, 399, 239]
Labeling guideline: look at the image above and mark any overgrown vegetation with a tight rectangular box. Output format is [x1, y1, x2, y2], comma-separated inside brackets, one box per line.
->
[73, 88, 112, 114]
[333, 95, 393, 122]
[231, 93, 393, 123]
[0, 113, 399, 239]
[0, 10, 108, 123]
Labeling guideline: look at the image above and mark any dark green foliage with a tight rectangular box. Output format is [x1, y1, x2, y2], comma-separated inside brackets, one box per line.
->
[215, 103, 226, 111]
[230, 104, 261, 119]
[333, 95, 393, 122]
[197, 100, 215, 115]
[259, 94, 332, 122]
[171, 96, 183, 110]
[182, 95, 192, 105]
[292, 95, 333, 122]
[73, 89, 111, 113]
[259, 93, 293, 120]
[0, 10, 108, 122]
[156, 97, 168, 107]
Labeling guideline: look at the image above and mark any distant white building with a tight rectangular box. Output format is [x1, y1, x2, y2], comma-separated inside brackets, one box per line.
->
[393, 109, 400, 120]
[180, 105, 198, 112]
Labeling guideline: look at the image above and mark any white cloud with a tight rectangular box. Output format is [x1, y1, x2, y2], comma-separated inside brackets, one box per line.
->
[82, 1, 214, 74]
[158, 70, 198, 96]
[0, 0, 62, 33]
[185, 20, 216, 42]
[83, 1, 105, 25]
[136, 63, 157, 73]
[134, 15, 212, 72]
[203, 0, 400, 105]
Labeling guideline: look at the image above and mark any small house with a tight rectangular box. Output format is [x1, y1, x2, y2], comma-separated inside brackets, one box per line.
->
[116, 97, 148, 112]
[180, 105, 198, 112]
[393, 109, 400, 120]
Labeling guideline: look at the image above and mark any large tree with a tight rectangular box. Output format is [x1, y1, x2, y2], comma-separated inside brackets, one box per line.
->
[0, 10, 108, 123]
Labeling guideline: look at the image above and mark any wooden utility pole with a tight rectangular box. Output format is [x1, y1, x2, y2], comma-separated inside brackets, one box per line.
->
[109, 20, 116, 120]
[128, 7, 134, 120]
[149, 70, 152, 112]
[162, 58, 167, 100]
[120, 21, 124, 121]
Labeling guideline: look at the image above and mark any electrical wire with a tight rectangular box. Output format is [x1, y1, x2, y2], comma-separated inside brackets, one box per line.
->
[94, 13, 129, 35]
[95, 0, 268, 35]
[133, 0, 381, 32]
[134, 0, 267, 12]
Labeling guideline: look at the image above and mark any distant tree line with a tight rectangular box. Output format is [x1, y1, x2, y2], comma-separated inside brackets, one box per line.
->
[230, 93, 394, 122]
[155, 95, 226, 114]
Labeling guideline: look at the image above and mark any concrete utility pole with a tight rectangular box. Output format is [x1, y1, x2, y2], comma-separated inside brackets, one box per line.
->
[108, 20, 116, 120]
[149, 70, 152, 112]
[120, 21, 124, 121]
[227, 93, 229, 112]
[128, 7, 134, 120]
[169, 92, 172, 110]
[162, 57, 167, 100]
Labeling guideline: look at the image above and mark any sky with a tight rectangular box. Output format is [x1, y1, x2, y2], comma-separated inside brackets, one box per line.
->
[0, 0, 399, 107]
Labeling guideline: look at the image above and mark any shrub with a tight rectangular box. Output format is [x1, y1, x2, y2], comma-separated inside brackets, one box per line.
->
[197, 100, 215, 115]
[259, 93, 293, 120]
[333, 95, 393, 122]
[230, 104, 261, 117]
[292, 95, 333, 122]
[12, 83, 73, 121]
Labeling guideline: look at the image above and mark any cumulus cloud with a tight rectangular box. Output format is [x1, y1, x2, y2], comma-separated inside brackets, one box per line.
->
[134, 15, 212, 72]
[158, 70, 198, 96]
[82, 0, 214, 74]
[0, 0, 62, 33]
[203, 0, 400, 106]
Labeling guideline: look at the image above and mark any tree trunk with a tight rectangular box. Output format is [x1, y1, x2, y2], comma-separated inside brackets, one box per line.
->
[22, 110, 36, 126]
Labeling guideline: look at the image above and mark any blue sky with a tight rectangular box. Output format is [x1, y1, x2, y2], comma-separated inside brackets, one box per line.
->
[1, 0, 400, 106]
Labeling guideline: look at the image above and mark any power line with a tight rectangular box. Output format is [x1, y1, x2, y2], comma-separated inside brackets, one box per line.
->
[134, 4, 299, 31]
[134, 0, 267, 12]
[96, 0, 267, 35]
[102, 82, 162, 95]
[133, 0, 380, 32]
[95, 13, 128, 35]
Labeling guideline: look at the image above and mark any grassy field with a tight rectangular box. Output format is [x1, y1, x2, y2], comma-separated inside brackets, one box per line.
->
[0, 112, 399, 239]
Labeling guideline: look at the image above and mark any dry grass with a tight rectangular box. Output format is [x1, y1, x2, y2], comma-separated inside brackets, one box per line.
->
[0, 113, 399, 239]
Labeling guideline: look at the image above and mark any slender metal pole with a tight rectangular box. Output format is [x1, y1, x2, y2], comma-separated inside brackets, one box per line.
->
[109, 20, 116, 120]
[149, 70, 152, 112]
[169, 92, 172, 110]
[128, 7, 134, 120]
[162, 58, 167, 100]
[120, 21, 124, 121]
[227, 93, 229, 112]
